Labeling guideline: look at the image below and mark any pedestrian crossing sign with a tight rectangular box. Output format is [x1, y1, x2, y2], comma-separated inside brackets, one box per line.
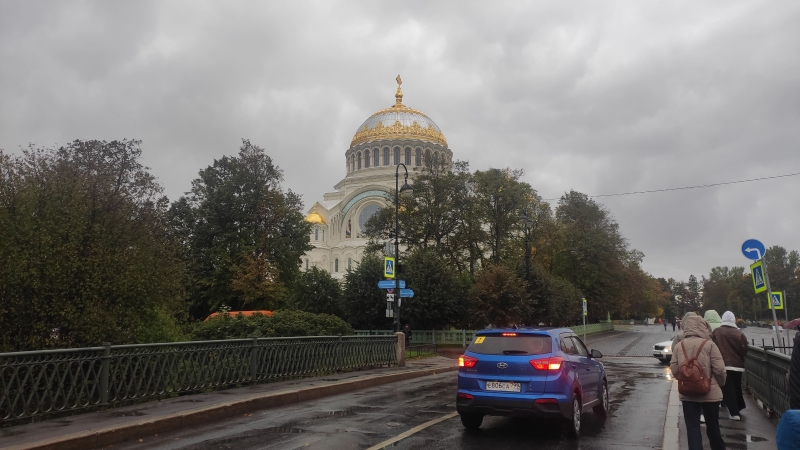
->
[384, 257, 395, 279]
[750, 261, 766, 294]
[769, 291, 784, 310]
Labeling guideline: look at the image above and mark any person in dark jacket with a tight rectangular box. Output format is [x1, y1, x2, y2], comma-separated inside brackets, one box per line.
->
[402, 324, 412, 346]
[670, 315, 727, 450]
[790, 325, 800, 410]
[712, 311, 748, 420]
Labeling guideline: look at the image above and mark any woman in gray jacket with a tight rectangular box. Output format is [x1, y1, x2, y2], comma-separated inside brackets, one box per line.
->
[670, 315, 727, 450]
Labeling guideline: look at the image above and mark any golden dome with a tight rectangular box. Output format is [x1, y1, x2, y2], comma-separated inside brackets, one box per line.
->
[350, 76, 447, 148]
[304, 205, 326, 224]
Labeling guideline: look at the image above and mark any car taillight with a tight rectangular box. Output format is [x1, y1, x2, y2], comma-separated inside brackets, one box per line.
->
[502, 332, 517, 336]
[458, 392, 474, 399]
[534, 398, 558, 404]
[459, 355, 478, 368]
[529, 356, 564, 370]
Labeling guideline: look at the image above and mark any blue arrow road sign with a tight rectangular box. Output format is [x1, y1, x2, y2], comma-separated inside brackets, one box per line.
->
[742, 239, 766, 261]
[378, 280, 406, 289]
[400, 289, 414, 298]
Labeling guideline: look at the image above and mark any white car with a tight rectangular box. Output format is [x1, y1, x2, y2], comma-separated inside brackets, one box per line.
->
[653, 339, 673, 363]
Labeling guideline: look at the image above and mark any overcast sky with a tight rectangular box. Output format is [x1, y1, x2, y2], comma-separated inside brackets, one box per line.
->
[2, 0, 799, 282]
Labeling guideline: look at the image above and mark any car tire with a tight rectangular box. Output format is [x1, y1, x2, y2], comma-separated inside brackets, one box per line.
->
[460, 412, 483, 430]
[593, 380, 609, 416]
[566, 395, 581, 438]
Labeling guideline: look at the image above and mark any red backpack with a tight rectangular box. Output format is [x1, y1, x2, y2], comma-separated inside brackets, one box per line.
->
[677, 339, 711, 396]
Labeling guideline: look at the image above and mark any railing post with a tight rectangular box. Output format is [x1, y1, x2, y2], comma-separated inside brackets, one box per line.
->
[462, 329, 466, 348]
[249, 337, 258, 383]
[100, 342, 111, 407]
[395, 332, 406, 367]
[337, 335, 343, 370]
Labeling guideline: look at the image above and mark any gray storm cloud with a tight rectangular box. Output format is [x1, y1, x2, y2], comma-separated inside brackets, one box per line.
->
[1, 0, 798, 281]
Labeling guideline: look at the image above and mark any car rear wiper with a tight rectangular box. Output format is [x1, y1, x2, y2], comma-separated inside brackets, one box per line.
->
[502, 350, 529, 355]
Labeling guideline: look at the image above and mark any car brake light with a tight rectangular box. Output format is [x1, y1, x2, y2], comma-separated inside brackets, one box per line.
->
[529, 356, 564, 370]
[534, 398, 558, 404]
[459, 355, 478, 368]
[458, 392, 474, 399]
[502, 332, 517, 336]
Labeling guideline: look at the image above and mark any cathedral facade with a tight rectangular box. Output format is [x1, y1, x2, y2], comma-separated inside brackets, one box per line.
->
[303, 78, 453, 278]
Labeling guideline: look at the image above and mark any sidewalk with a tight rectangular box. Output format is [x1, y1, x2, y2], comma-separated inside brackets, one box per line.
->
[662, 380, 778, 450]
[0, 356, 457, 450]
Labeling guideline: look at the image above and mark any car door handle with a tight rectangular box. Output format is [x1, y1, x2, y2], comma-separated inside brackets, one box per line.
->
[572, 364, 578, 369]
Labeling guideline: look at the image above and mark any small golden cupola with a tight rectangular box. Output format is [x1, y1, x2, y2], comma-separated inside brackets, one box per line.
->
[304, 204, 326, 224]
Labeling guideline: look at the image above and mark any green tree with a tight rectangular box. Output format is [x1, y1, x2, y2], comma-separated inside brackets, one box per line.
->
[402, 248, 468, 329]
[340, 252, 387, 329]
[0, 140, 187, 350]
[292, 267, 343, 317]
[468, 265, 529, 328]
[170, 139, 311, 318]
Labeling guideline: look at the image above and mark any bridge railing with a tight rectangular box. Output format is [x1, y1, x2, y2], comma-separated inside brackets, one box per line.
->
[0, 335, 396, 423]
[354, 323, 615, 346]
[744, 345, 791, 418]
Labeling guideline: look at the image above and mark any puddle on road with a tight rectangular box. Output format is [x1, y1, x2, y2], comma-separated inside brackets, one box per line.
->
[326, 406, 380, 416]
[724, 433, 768, 443]
[262, 425, 305, 434]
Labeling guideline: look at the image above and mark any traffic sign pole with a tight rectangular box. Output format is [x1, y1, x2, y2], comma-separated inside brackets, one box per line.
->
[784, 290, 790, 351]
[762, 258, 782, 349]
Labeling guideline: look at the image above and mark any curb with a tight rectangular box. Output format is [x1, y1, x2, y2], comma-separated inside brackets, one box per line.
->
[662, 379, 680, 450]
[7, 364, 458, 450]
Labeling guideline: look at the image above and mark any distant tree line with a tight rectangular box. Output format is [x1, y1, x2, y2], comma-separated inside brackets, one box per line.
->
[0, 140, 670, 351]
[664, 246, 800, 323]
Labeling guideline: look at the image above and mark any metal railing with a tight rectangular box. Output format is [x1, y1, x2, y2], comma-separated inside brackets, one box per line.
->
[355, 323, 615, 346]
[743, 345, 791, 418]
[0, 335, 396, 422]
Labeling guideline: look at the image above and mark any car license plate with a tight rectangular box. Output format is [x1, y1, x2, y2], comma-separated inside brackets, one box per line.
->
[486, 381, 521, 392]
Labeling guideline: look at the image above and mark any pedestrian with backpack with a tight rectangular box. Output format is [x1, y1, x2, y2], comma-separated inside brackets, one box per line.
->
[670, 315, 727, 450]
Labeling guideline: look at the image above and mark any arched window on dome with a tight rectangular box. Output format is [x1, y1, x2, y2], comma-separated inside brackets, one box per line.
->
[425, 149, 432, 167]
[348, 257, 352, 270]
[394, 147, 400, 165]
[373, 149, 379, 167]
[364, 151, 370, 168]
[415, 148, 421, 166]
[350, 155, 354, 173]
[383, 147, 390, 166]
[433, 152, 440, 168]
[314, 228, 318, 241]
[335, 258, 339, 273]
[405, 147, 411, 165]
[357, 151, 361, 169]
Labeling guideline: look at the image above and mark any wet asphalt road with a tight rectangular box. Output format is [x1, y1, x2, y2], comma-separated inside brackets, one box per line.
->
[107, 356, 672, 450]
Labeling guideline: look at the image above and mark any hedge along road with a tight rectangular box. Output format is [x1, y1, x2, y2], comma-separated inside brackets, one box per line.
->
[107, 356, 673, 450]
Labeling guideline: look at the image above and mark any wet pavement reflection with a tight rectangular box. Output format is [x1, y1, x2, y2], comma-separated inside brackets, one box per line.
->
[108, 356, 673, 450]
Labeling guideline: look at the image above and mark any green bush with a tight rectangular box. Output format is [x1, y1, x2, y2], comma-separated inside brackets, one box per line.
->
[190, 310, 353, 341]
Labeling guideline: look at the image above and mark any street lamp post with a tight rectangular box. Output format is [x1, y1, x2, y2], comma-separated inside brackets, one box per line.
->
[518, 210, 532, 278]
[394, 164, 413, 332]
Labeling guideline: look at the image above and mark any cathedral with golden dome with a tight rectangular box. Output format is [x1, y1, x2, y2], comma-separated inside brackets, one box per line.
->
[303, 77, 453, 277]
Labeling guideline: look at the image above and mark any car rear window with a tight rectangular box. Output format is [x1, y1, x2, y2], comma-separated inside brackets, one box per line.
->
[466, 335, 552, 355]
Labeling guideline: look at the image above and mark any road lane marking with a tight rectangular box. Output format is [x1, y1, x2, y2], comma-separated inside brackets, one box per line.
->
[365, 411, 459, 450]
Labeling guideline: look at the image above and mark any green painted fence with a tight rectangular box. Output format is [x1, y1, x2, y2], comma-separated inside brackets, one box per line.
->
[0, 335, 396, 422]
[355, 323, 615, 346]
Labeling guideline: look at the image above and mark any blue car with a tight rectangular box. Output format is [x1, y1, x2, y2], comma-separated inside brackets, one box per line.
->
[456, 328, 608, 437]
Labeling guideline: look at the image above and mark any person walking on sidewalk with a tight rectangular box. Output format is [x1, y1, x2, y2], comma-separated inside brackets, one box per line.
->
[670, 315, 727, 450]
[704, 310, 722, 332]
[712, 311, 748, 420]
[664, 318, 668, 331]
[789, 323, 800, 409]
[673, 317, 677, 332]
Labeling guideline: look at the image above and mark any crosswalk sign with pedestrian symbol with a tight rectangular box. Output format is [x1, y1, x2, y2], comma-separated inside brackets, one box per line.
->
[384, 257, 395, 279]
[750, 261, 766, 294]
[769, 291, 784, 310]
